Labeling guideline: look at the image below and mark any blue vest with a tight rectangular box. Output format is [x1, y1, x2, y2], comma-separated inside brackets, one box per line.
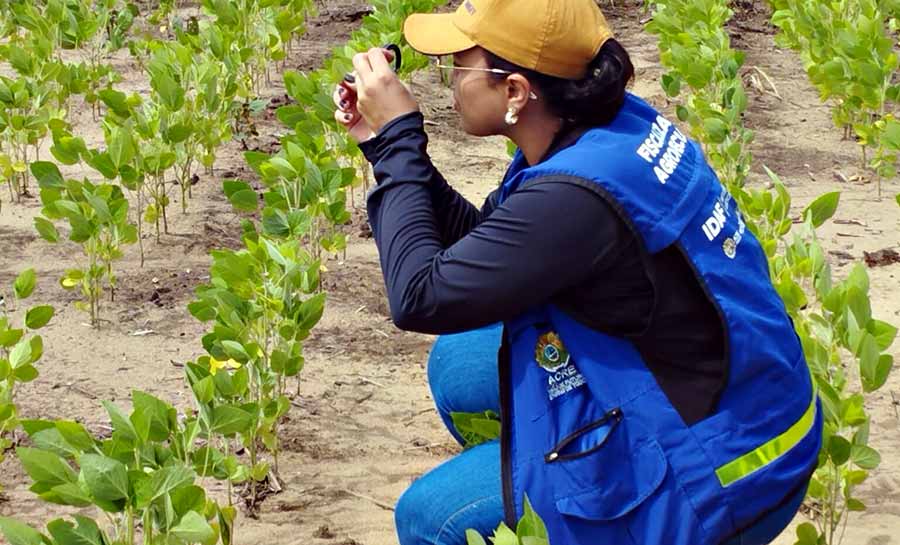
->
[497, 94, 822, 544]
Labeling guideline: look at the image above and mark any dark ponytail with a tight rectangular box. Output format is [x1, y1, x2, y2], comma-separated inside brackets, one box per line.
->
[484, 39, 635, 127]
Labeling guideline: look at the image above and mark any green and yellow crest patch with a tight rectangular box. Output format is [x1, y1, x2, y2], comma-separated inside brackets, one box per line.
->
[535, 331, 570, 372]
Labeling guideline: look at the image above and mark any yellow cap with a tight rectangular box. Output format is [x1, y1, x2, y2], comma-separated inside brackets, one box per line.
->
[403, 0, 614, 80]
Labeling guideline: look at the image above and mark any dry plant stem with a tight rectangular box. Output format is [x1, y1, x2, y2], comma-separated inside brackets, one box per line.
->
[750, 65, 781, 99]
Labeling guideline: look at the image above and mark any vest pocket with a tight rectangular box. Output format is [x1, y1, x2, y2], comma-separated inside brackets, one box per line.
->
[550, 414, 668, 521]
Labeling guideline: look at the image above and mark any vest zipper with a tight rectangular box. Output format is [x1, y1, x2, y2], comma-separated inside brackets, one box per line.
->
[545, 408, 623, 463]
[498, 329, 517, 527]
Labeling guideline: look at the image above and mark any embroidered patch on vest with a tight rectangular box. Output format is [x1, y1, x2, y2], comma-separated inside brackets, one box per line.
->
[723, 237, 737, 259]
[536, 332, 586, 400]
[535, 331, 569, 372]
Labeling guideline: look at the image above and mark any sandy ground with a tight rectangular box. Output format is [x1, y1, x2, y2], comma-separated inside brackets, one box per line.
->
[0, 1, 898, 544]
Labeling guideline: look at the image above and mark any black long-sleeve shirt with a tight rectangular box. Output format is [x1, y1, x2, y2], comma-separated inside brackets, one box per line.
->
[361, 112, 725, 425]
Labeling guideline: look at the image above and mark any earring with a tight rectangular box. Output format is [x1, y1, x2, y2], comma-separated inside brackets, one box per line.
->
[505, 108, 519, 125]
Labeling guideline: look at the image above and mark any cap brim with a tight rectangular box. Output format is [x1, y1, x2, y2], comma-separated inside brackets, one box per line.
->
[403, 13, 476, 56]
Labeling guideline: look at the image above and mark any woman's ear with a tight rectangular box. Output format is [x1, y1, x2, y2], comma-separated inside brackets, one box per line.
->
[505, 73, 533, 111]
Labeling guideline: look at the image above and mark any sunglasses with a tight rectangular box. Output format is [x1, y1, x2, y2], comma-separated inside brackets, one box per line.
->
[433, 59, 539, 99]
[433, 59, 514, 76]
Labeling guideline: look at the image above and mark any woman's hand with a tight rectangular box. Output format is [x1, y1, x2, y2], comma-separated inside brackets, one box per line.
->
[334, 47, 419, 143]
[333, 81, 375, 143]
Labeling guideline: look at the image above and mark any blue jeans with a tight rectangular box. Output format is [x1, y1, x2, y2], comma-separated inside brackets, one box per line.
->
[395, 324, 806, 545]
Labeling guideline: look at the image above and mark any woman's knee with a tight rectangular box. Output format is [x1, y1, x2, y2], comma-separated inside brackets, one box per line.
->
[395, 478, 503, 545]
[394, 481, 430, 545]
[395, 441, 503, 545]
[427, 323, 503, 414]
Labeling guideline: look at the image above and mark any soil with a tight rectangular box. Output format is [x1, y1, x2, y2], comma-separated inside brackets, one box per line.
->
[1, 1, 898, 544]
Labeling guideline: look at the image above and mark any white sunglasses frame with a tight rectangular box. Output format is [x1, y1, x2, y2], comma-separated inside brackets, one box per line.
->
[433, 60, 539, 100]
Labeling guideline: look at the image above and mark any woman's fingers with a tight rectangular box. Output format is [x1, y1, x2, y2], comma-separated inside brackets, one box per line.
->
[367, 47, 395, 75]
[351, 52, 374, 88]
[333, 85, 354, 110]
[334, 107, 360, 126]
[334, 108, 351, 126]
[339, 47, 415, 138]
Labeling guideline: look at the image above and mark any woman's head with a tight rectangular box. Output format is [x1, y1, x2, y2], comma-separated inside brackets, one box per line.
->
[404, 0, 633, 139]
[446, 40, 634, 137]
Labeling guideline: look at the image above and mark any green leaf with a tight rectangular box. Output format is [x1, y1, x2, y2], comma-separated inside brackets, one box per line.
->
[131, 391, 175, 443]
[50, 135, 88, 166]
[101, 401, 137, 441]
[828, 435, 851, 465]
[451, 410, 501, 447]
[14, 269, 37, 299]
[0, 517, 47, 545]
[0, 328, 23, 348]
[151, 70, 185, 111]
[164, 123, 192, 144]
[55, 421, 95, 452]
[87, 152, 117, 180]
[297, 293, 326, 330]
[492, 523, 519, 545]
[220, 340, 250, 363]
[29, 334, 42, 361]
[31, 161, 64, 188]
[871, 354, 894, 392]
[34, 217, 60, 243]
[840, 394, 867, 426]
[262, 208, 290, 237]
[80, 454, 129, 503]
[84, 191, 112, 224]
[27, 427, 78, 458]
[16, 447, 78, 486]
[517, 495, 548, 541]
[210, 405, 254, 436]
[25, 306, 54, 329]
[192, 376, 215, 404]
[868, 319, 898, 351]
[853, 419, 870, 446]
[171, 511, 215, 543]
[15, 365, 38, 382]
[846, 497, 866, 511]
[846, 263, 869, 294]
[41, 483, 93, 508]
[803, 192, 840, 228]
[851, 445, 881, 469]
[46, 515, 105, 545]
[807, 477, 827, 500]
[191, 446, 227, 479]
[187, 301, 216, 322]
[859, 333, 881, 392]
[108, 128, 135, 169]
[703, 117, 728, 143]
[135, 465, 196, 509]
[466, 529, 488, 545]
[846, 469, 868, 485]
[250, 461, 269, 482]
[795, 522, 819, 545]
[227, 189, 258, 213]
[9, 339, 32, 368]
[99, 89, 131, 118]
[170, 485, 206, 517]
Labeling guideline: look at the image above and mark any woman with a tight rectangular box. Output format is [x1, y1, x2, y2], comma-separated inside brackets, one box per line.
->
[332, 1, 822, 544]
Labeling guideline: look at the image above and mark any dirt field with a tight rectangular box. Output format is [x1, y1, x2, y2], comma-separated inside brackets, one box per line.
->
[1, 1, 898, 544]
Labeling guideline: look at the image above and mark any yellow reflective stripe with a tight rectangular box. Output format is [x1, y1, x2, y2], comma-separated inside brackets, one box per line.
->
[715, 393, 818, 488]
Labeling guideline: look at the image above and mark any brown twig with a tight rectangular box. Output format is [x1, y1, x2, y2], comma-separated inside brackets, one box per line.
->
[341, 489, 394, 511]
